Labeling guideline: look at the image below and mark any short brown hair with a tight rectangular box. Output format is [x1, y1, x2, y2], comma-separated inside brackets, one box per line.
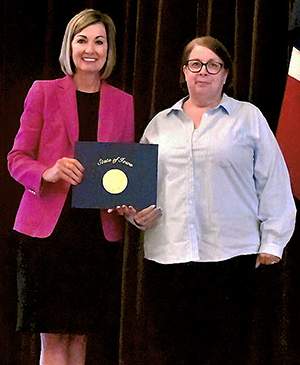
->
[180, 36, 233, 93]
[59, 9, 116, 79]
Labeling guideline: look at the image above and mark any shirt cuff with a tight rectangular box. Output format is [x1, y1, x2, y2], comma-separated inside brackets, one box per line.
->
[258, 243, 284, 259]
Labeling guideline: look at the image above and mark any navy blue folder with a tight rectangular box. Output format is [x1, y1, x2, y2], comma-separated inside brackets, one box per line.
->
[72, 142, 158, 210]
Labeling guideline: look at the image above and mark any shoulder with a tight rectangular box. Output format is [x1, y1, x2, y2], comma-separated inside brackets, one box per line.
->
[23, 76, 73, 109]
[225, 96, 276, 143]
[141, 103, 180, 142]
[224, 95, 264, 117]
[32, 76, 73, 90]
[101, 81, 133, 101]
[28, 76, 72, 96]
[148, 110, 172, 129]
[31, 76, 68, 86]
[148, 99, 183, 125]
[223, 95, 268, 135]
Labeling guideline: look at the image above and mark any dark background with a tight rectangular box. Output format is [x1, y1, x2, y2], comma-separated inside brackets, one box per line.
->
[1, 0, 300, 363]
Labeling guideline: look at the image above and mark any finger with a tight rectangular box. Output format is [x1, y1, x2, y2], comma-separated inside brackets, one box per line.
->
[146, 213, 162, 227]
[61, 168, 82, 184]
[135, 207, 162, 226]
[65, 161, 84, 176]
[256, 254, 266, 268]
[63, 163, 84, 184]
[115, 206, 127, 216]
[68, 159, 85, 174]
[59, 158, 84, 174]
[60, 170, 82, 185]
[138, 205, 157, 216]
[115, 205, 137, 217]
[146, 207, 163, 223]
[124, 205, 137, 217]
[261, 254, 280, 264]
[267, 258, 280, 265]
[136, 205, 159, 220]
[256, 254, 280, 267]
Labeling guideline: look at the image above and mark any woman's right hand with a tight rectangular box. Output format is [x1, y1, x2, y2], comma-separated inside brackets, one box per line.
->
[42, 157, 84, 185]
[112, 204, 162, 229]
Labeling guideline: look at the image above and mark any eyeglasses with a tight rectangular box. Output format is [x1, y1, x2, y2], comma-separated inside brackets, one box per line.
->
[186, 59, 224, 75]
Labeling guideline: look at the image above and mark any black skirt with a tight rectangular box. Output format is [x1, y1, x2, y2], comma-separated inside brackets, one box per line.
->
[16, 193, 124, 334]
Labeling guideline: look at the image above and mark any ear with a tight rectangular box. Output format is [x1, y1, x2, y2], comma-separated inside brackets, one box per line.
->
[183, 65, 188, 80]
[223, 69, 229, 84]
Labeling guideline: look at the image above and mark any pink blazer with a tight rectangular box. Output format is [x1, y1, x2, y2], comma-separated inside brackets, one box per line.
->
[8, 76, 135, 241]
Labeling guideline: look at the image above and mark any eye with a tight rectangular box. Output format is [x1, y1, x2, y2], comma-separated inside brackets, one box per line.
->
[188, 60, 202, 71]
[95, 40, 104, 45]
[76, 38, 86, 44]
[191, 61, 201, 68]
[208, 61, 219, 69]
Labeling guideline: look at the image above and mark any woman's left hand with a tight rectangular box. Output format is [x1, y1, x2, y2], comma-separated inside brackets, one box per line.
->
[255, 253, 281, 268]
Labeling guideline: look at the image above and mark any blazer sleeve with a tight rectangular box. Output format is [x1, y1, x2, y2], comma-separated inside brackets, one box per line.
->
[7, 81, 48, 196]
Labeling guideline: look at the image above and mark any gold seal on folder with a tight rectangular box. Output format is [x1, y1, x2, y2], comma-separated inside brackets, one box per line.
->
[102, 169, 128, 194]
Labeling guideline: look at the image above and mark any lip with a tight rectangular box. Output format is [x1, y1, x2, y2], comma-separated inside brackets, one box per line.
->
[195, 80, 210, 85]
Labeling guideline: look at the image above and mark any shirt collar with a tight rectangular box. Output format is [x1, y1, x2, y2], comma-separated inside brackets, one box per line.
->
[218, 94, 234, 115]
[167, 97, 188, 114]
[167, 94, 234, 115]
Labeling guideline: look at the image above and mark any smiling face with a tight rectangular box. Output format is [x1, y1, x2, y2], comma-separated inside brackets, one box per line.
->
[183, 45, 228, 103]
[71, 23, 108, 75]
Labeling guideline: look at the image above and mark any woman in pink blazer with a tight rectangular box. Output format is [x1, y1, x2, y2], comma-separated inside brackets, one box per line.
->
[7, 9, 134, 365]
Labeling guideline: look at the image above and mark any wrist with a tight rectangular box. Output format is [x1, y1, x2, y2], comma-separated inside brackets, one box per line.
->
[133, 218, 144, 228]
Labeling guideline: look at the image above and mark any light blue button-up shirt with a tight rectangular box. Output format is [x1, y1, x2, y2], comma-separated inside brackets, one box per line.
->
[140, 94, 296, 264]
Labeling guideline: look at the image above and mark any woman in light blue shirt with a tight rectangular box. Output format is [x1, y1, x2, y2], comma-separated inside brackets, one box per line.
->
[117, 36, 296, 364]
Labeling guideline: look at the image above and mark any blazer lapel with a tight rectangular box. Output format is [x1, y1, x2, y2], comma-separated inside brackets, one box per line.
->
[97, 81, 114, 142]
[56, 76, 79, 144]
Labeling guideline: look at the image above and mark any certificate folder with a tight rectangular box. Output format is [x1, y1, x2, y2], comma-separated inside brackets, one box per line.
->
[72, 142, 158, 210]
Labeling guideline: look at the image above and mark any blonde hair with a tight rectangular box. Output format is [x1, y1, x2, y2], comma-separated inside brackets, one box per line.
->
[59, 9, 116, 79]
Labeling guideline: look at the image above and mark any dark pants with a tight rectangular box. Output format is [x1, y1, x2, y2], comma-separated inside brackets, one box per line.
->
[143, 255, 257, 365]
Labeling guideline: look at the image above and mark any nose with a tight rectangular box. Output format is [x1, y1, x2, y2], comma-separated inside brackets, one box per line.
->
[84, 42, 95, 54]
[199, 65, 208, 75]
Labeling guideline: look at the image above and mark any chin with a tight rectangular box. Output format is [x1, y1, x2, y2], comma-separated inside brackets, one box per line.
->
[79, 67, 101, 74]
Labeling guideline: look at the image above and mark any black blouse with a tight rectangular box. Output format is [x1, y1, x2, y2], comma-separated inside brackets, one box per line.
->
[57, 90, 101, 222]
[76, 90, 100, 141]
